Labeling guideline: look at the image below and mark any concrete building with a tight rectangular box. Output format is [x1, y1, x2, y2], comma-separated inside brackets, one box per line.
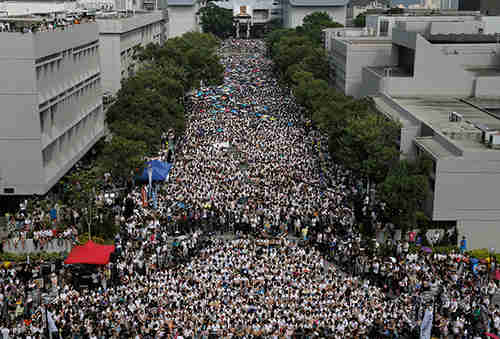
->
[372, 94, 500, 249]
[214, 0, 279, 37]
[167, 0, 199, 38]
[282, 0, 348, 28]
[0, 23, 105, 195]
[325, 13, 500, 98]
[331, 17, 500, 248]
[346, 0, 389, 26]
[96, 10, 167, 95]
[324, 27, 394, 96]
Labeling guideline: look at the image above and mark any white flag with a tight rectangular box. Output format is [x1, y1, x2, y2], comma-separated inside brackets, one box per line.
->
[420, 307, 433, 339]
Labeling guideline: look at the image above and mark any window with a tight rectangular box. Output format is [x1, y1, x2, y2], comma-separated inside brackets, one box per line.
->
[380, 20, 389, 36]
[3, 188, 15, 194]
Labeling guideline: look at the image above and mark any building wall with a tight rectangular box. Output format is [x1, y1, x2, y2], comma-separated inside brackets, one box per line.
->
[168, 6, 199, 38]
[98, 12, 167, 94]
[434, 154, 500, 248]
[0, 24, 104, 195]
[457, 220, 500, 251]
[361, 67, 385, 97]
[285, 6, 346, 28]
[386, 35, 500, 97]
[365, 15, 480, 37]
[344, 42, 396, 97]
[99, 34, 122, 94]
[480, 16, 500, 34]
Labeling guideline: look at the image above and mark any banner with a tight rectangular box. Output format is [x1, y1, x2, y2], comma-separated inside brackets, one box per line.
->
[142, 186, 148, 207]
[420, 307, 433, 339]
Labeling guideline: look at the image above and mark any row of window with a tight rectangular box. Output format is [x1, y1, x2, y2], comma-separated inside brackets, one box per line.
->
[40, 77, 101, 139]
[35, 43, 99, 83]
[39, 72, 100, 110]
[42, 107, 102, 169]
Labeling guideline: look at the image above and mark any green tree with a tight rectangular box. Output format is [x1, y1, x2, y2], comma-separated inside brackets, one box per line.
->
[106, 66, 186, 148]
[332, 114, 400, 182]
[274, 35, 320, 83]
[265, 28, 297, 58]
[379, 158, 432, 231]
[199, 2, 234, 38]
[63, 167, 118, 239]
[354, 13, 366, 27]
[291, 70, 329, 111]
[100, 136, 148, 181]
[135, 32, 223, 89]
[300, 11, 343, 45]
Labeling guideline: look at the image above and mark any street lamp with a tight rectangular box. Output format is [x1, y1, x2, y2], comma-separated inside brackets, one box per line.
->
[490, 247, 495, 282]
[147, 164, 153, 199]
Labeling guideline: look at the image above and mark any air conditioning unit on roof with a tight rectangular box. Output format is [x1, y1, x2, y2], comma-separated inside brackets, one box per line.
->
[489, 132, 500, 149]
[449, 111, 462, 122]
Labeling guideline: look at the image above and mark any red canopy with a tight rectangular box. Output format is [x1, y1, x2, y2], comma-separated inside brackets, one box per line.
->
[64, 240, 115, 265]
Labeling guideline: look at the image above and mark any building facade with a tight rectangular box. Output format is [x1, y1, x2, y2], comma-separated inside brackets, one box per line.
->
[0, 23, 105, 195]
[325, 13, 499, 98]
[336, 17, 500, 248]
[167, 0, 199, 38]
[373, 94, 500, 249]
[282, 0, 348, 28]
[97, 11, 167, 95]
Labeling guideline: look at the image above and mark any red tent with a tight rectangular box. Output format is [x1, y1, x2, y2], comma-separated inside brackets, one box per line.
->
[64, 240, 115, 265]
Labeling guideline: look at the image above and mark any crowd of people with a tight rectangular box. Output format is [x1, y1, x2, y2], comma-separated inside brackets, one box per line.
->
[0, 39, 499, 338]
[0, 16, 97, 34]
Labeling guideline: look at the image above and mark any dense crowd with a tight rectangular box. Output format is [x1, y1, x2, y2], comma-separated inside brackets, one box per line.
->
[0, 39, 499, 339]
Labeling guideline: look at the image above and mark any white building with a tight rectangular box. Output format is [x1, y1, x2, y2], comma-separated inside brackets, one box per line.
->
[0, 23, 105, 195]
[325, 13, 499, 98]
[96, 10, 167, 95]
[167, 0, 199, 38]
[282, 0, 348, 28]
[324, 15, 500, 248]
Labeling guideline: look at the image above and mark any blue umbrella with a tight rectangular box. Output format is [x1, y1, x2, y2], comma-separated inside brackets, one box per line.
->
[471, 258, 479, 264]
[421, 247, 432, 254]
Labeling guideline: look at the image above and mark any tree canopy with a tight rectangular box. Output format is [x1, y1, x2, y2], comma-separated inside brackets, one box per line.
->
[199, 2, 234, 38]
[266, 16, 433, 231]
[379, 158, 432, 230]
[299, 11, 343, 45]
[354, 13, 366, 28]
[101, 32, 223, 181]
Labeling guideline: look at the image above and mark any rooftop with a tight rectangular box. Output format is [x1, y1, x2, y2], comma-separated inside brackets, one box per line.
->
[392, 96, 500, 151]
[372, 96, 416, 128]
[344, 38, 393, 45]
[464, 67, 500, 77]
[427, 34, 500, 44]
[415, 136, 457, 159]
[365, 9, 480, 16]
[463, 97, 500, 120]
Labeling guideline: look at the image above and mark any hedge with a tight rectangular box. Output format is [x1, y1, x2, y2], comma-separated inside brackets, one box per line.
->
[0, 251, 66, 263]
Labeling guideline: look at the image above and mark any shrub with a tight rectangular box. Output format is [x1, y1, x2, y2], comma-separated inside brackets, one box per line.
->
[77, 233, 114, 245]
